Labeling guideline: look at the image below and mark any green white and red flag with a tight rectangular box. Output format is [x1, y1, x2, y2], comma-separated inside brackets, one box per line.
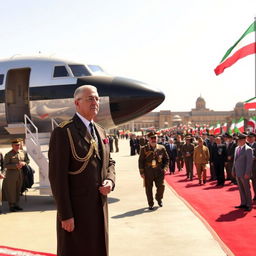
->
[208, 125, 214, 134]
[229, 120, 236, 134]
[214, 21, 256, 75]
[247, 116, 256, 131]
[214, 122, 221, 135]
[234, 117, 245, 133]
[222, 122, 227, 133]
[244, 97, 256, 109]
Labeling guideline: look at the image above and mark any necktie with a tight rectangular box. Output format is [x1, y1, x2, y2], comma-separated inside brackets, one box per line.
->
[237, 147, 241, 157]
[89, 122, 98, 145]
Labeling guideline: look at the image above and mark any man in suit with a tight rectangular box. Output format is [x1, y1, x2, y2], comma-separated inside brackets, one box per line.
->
[211, 136, 227, 187]
[165, 137, 177, 174]
[246, 132, 256, 200]
[48, 85, 116, 256]
[224, 133, 237, 184]
[232, 133, 253, 211]
[207, 134, 217, 181]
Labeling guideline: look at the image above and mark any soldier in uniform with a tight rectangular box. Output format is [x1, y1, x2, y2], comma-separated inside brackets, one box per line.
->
[181, 135, 194, 180]
[175, 134, 184, 171]
[2, 139, 29, 212]
[138, 132, 169, 210]
[48, 85, 115, 256]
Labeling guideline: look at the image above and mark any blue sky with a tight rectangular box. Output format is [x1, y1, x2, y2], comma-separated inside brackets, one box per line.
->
[1, 0, 256, 111]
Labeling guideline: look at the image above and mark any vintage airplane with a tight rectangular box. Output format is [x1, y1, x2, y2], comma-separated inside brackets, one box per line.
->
[0, 55, 165, 134]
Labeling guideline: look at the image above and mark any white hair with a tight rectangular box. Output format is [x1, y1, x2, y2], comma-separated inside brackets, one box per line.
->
[74, 85, 98, 100]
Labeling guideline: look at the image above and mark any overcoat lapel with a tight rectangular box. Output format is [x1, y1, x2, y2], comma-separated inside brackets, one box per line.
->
[73, 114, 93, 144]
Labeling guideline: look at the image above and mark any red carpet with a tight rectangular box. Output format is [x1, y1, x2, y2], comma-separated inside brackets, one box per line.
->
[0, 246, 56, 256]
[165, 169, 256, 256]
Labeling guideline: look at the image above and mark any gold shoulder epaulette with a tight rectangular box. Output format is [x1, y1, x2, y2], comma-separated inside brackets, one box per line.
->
[59, 120, 73, 128]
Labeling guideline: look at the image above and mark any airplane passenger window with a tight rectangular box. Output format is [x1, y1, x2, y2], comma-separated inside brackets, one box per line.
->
[53, 66, 69, 77]
[0, 74, 4, 85]
[88, 65, 105, 73]
[68, 65, 91, 77]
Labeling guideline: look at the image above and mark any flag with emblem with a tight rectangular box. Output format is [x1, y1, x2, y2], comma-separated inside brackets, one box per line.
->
[247, 116, 256, 132]
[214, 21, 256, 75]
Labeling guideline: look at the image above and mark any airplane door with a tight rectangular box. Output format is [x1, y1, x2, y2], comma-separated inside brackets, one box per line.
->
[5, 68, 31, 123]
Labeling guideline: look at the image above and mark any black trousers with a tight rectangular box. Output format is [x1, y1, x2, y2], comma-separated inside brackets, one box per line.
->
[214, 161, 225, 185]
[169, 158, 176, 173]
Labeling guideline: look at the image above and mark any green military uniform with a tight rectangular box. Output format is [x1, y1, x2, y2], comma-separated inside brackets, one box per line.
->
[139, 143, 169, 208]
[181, 140, 194, 180]
[3, 149, 29, 208]
[175, 140, 184, 171]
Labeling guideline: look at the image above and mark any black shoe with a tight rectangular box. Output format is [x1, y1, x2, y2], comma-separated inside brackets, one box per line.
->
[14, 206, 23, 211]
[157, 200, 163, 207]
[148, 206, 154, 210]
[244, 206, 252, 211]
[203, 180, 206, 184]
[234, 205, 246, 209]
[9, 207, 17, 212]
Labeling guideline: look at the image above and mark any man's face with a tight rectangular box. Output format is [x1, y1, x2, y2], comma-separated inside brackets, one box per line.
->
[75, 87, 99, 120]
[247, 136, 255, 144]
[149, 136, 157, 147]
[238, 138, 246, 146]
[12, 143, 21, 152]
[216, 137, 221, 144]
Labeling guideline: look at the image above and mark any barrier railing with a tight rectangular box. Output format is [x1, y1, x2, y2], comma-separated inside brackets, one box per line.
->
[24, 114, 39, 145]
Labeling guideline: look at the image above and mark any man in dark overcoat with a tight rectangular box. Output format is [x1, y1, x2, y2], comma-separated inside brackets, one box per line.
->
[48, 85, 116, 256]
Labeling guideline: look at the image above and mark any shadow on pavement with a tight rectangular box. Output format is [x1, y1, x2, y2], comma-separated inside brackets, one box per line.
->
[108, 197, 120, 204]
[111, 207, 158, 219]
[2, 195, 56, 213]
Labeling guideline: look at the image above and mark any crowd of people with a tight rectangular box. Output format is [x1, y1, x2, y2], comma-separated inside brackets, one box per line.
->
[135, 130, 256, 211]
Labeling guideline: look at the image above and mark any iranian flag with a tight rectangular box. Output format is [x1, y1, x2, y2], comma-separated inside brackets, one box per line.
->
[222, 122, 227, 133]
[214, 122, 221, 135]
[229, 120, 236, 134]
[214, 21, 256, 75]
[247, 116, 256, 131]
[208, 125, 214, 134]
[234, 117, 245, 133]
[244, 97, 256, 109]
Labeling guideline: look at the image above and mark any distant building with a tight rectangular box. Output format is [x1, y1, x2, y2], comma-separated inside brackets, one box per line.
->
[117, 96, 256, 131]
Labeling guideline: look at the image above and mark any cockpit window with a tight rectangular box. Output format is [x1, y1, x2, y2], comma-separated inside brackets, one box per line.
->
[68, 65, 91, 77]
[53, 66, 69, 77]
[0, 74, 4, 85]
[88, 65, 105, 74]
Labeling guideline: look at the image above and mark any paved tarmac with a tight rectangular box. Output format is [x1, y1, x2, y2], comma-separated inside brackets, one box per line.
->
[0, 140, 228, 256]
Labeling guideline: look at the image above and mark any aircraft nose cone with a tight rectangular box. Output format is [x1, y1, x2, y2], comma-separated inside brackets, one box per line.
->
[110, 77, 165, 125]
[77, 76, 165, 126]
